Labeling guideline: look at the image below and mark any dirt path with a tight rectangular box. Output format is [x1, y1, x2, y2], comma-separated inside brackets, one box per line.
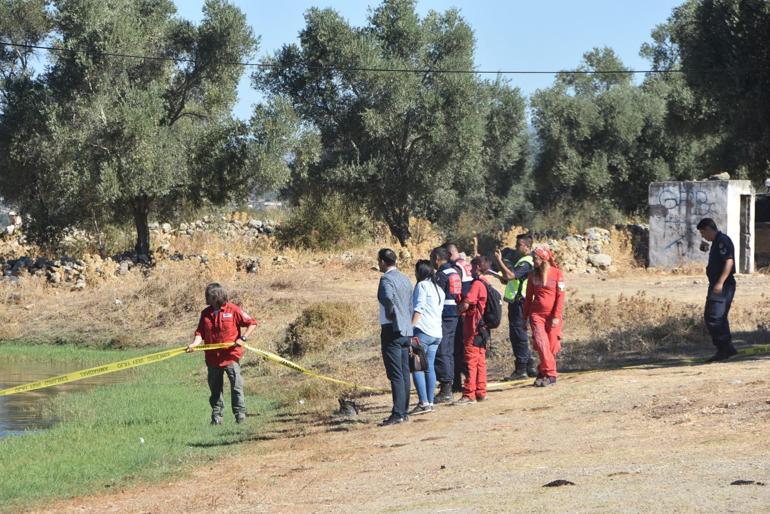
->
[44, 355, 770, 513]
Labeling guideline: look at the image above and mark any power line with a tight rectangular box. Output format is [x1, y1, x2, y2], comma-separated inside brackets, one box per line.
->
[1, 40, 689, 75]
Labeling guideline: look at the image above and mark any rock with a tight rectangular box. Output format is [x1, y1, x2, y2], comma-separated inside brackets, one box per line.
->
[585, 227, 610, 241]
[247, 219, 263, 229]
[161, 222, 172, 233]
[709, 172, 730, 181]
[273, 255, 289, 265]
[4, 225, 14, 236]
[148, 222, 160, 230]
[118, 260, 131, 275]
[587, 253, 612, 270]
[74, 278, 86, 290]
[179, 222, 188, 231]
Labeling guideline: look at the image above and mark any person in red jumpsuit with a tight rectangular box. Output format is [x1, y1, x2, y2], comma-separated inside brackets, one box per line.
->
[456, 255, 491, 404]
[523, 245, 565, 387]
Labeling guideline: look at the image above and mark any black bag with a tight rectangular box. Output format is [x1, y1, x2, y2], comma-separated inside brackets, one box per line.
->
[408, 339, 428, 372]
[474, 279, 503, 329]
[473, 325, 490, 348]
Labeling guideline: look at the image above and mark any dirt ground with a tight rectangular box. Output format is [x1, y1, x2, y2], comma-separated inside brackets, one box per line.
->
[43, 353, 770, 513]
[17, 267, 770, 513]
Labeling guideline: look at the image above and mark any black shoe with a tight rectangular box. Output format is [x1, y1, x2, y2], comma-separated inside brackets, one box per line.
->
[434, 383, 454, 403]
[504, 363, 528, 381]
[235, 414, 246, 424]
[210, 417, 223, 425]
[526, 361, 538, 378]
[705, 346, 738, 363]
[380, 415, 406, 426]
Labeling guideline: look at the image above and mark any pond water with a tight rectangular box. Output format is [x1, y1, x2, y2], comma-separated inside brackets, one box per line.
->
[0, 360, 129, 437]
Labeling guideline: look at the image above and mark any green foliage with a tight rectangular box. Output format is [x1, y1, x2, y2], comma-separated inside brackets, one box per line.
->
[529, 199, 625, 236]
[0, 0, 295, 255]
[661, 0, 770, 181]
[255, 0, 529, 244]
[0, 343, 273, 508]
[531, 47, 672, 215]
[276, 194, 376, 250]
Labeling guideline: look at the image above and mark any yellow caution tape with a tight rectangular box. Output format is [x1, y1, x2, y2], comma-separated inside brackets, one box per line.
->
[242, 344, 388, 393]
[2, 340, 767, 398]
[0, 343, 232, 397]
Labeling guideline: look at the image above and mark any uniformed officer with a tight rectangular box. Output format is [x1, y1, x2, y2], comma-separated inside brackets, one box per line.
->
[697, 218, 738, 362]
[491, 233, 537, 380]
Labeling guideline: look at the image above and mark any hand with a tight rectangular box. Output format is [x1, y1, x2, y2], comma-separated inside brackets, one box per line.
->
[495, 248, 502, 262]
[712, 283, 724, 295]
[234, 339, 243, 347]
[186, 344, 195, 353]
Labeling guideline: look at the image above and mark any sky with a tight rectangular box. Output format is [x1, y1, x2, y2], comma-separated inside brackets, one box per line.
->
[177, 0, 682, 120]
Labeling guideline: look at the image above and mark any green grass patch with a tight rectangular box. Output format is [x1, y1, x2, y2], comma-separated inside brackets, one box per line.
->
[0, 343, 274, 510]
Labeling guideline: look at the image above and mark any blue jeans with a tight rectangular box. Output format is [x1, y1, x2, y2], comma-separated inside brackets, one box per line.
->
[411, 329, 441, 405]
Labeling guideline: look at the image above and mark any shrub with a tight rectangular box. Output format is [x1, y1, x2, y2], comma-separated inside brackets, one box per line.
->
[282, 302, 365, 358]
[276, 194, 376, 250]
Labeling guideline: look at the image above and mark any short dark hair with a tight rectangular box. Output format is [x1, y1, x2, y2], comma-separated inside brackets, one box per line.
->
[471, 255, 492, 266]
[431, 246, 450, 263]
[516, 233, 533, 248]
[378, 248, 397, 266]
[697, 218, 718, 231]
[443, 242, 457, 253]
[205, 283, 228, 310]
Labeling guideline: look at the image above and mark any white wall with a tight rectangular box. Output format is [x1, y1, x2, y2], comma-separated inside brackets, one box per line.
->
[648, 180, 754, 270]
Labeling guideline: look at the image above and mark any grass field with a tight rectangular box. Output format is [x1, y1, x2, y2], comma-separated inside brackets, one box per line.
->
[0, 344, 274, 511]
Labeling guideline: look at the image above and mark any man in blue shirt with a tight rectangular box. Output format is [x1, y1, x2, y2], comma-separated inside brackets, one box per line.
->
[697, 218, 737, 362]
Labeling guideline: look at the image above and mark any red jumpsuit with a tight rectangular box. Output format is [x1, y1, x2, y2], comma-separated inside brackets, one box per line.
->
[523, 267, 565, 378]
[461, 277, 488, 400]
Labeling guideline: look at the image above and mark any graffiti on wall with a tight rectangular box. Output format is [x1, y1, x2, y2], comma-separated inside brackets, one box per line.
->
[651, 185, 719, 258]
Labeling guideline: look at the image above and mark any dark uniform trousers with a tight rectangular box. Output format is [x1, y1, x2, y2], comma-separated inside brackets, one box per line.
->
[435, 316, 458, 384]
[704, 278, 736, 352]
[453, 317, 467, 389]
[380, 324, 411, 418]
[508, 299, 531, 364]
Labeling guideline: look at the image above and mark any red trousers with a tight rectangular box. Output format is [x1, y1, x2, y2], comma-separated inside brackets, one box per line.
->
[462, 337, 487, 399]
[530, 315, 561, 378]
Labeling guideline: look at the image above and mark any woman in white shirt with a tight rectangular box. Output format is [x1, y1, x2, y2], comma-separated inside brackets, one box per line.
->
[410, 259, 446, 413]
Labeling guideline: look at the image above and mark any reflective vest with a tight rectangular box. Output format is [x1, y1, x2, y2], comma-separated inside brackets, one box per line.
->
[503, 255, 534, 302]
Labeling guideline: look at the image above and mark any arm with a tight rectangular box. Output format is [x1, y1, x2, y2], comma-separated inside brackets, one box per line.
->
[522, 274, 533, 320]
[493, 249, 513, 283]
[459, 281, 480, 314]
[551, 270, 566, 326]
[411, 283, 424, 326]
[713, 259, 734, 294]
[186, 334, 203, 352]
[377, 276, 396, 321]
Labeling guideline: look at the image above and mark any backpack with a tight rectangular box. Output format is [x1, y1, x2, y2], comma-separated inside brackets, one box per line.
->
[474, 279, 502, 330]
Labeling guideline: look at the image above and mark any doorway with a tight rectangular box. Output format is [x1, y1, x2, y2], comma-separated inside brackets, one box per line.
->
[739, 194, 752, 273]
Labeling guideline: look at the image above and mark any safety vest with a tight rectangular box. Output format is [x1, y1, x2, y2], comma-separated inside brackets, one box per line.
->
[503, 255, 534, 302]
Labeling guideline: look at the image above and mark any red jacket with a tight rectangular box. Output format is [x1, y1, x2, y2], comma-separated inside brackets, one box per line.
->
[461, 276, 488, 338]
[195, 302, 257, 367]
[523, 267, 565, 322]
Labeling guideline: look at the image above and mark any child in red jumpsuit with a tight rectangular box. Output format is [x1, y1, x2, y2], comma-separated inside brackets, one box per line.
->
[456, 255, 490, 403]
[523, 246, 565, 387]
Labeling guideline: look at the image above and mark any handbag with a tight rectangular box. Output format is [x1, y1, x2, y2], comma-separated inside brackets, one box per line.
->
[408, 338, 428, 372]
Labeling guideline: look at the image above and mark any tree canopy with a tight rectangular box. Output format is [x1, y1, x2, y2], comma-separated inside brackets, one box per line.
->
[0, 0, 294, 255]
[255, 0, 529, 244]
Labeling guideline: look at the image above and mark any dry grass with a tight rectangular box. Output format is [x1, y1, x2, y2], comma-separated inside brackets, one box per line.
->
[281, 302, 369, 357]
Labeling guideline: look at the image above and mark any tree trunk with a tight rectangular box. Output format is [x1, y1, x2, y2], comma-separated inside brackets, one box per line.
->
[131, 197, 151, 257]
[386, 211, 411, 247]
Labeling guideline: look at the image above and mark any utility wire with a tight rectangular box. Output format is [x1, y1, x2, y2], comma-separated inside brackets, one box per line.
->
[1, 40, 689, 75]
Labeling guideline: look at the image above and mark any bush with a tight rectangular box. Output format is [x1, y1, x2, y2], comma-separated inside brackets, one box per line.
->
[281, 302, 366, 358]
[529, 199, 624, 236]
[276, 194, 376, 250]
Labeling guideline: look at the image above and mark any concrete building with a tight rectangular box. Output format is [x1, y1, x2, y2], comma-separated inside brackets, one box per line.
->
[649, 179, 755, 273]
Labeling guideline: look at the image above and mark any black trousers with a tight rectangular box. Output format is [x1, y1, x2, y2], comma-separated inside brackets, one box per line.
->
[435, 317, 458, 384]
[381, 324, 411, 418]
[508, 300, 531, 365]
[704, 279, 736, 352]
[453, 317, 467, 389]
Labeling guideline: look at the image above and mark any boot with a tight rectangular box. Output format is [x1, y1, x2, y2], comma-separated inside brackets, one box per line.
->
[504, 361, 528, 381]
[526, 360, 538, 378]
[434, 382, 454, 404]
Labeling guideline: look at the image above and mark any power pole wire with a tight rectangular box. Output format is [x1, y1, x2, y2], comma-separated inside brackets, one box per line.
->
[0, 40, 693, 75]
